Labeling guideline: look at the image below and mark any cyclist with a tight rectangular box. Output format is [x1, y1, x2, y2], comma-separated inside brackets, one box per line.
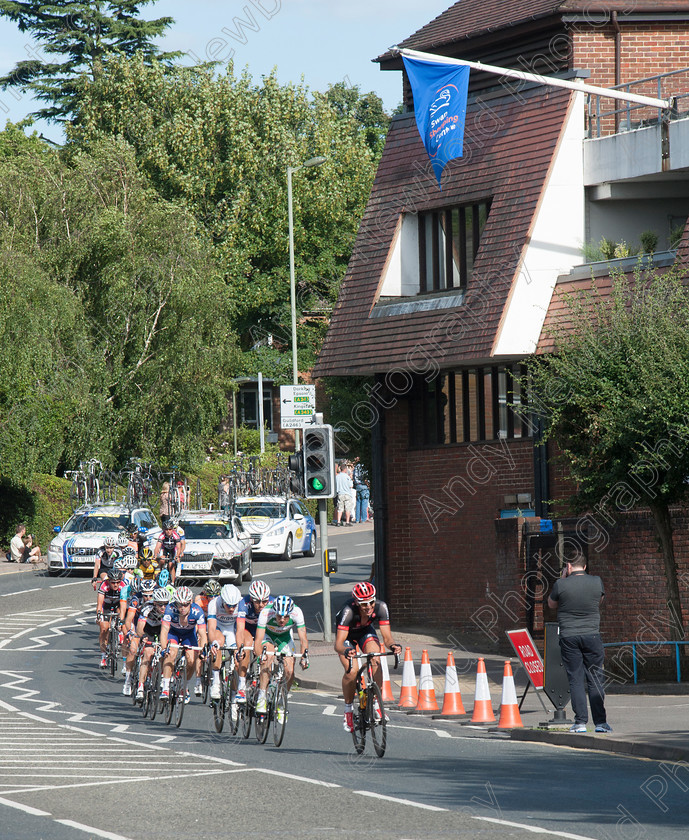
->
[234, 579, 273, 703]
[122, 578, 157, 695]
[195, 579, 221, 614]
[207, 584, 242, 700]
[134, 587, 170, 701]
[95, 568, 129, 669]
[159, 585, 207, 702]
[126, 523, 142, 558]
[253, 595, 309, 714]
[153, 519, 185, 585]
[334, 582, 401, 733]
[92, 535, 121, 590]
[137, 547, 158, 580]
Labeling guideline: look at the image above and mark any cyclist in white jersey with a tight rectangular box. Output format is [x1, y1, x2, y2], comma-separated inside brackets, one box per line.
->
[208, 584, 242, 700]
[253, 595, 309, 713]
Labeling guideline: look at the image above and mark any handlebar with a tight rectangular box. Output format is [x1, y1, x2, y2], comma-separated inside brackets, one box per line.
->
[346, 649, 401, 674]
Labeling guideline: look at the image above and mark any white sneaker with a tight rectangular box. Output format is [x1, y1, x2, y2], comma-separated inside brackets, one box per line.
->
[121, 663, 127, 676]
[277, 708, 285, 725]
[122, 681, 132, 696]
[100, 655, 107, 669]
[136, 685, 144, 700]
[210, 683, 221, 700]
[184, 689, 191, 705]
[256, 696, 267, 714]
[194, 682, 203, 696]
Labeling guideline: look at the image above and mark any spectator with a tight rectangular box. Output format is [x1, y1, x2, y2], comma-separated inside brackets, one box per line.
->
[547, 547, 612, 734]
[335, 463, 354, 526]
[10, 524, 41, 564]
[159, 482, 172, 519]
[353, 459, 370, 524]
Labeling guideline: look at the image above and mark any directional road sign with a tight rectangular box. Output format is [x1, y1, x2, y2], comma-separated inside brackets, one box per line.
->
[280, 385, 316, 429]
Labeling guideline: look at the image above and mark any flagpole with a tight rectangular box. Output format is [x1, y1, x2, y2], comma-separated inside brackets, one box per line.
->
[394, 47, 673, 111]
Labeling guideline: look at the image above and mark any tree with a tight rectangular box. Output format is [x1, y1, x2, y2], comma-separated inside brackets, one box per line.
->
[0, 0, 176, 121]
[525, 267, 689, 639]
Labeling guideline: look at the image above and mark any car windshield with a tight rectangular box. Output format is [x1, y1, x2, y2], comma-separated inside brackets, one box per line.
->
[62, 513, 130, 534]
[180, 523, 230, 540]
[236, 502, 286, 519]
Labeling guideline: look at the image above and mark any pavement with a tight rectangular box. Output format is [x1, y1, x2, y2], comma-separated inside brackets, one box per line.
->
[3, 552, 689, 763]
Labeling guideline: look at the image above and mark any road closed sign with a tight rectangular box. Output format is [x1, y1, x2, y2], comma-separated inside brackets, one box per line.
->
[506, 628, 545, 690]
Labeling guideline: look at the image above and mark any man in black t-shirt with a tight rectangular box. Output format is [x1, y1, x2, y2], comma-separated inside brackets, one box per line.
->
[548, 548, 611, 734]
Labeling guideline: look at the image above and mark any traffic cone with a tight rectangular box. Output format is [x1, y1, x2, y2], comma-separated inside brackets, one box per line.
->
[397, 647, 418, 708]
[497, 660, 523, 729]
[379, 650, 395, 703]
[433, 651, 467, 718]
[470, 657, 495, 723]
[409, 649, 439, 714]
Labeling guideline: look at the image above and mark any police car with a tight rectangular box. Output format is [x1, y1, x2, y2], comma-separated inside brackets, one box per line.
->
[175, 510, 253, 583]
[235, 496, 317, 561]
[47, 503, 161, 577]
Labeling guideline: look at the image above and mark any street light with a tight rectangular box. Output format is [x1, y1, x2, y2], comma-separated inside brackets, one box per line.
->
[287, 155, 327, 449]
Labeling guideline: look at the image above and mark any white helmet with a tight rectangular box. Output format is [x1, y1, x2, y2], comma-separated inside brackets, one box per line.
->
[116, 532, 129, 547]
[220, 584, 242, 607]
[175, 585, 193, 605]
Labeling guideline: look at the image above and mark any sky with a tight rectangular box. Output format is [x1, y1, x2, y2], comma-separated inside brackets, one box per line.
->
[0, 0, 449, 141]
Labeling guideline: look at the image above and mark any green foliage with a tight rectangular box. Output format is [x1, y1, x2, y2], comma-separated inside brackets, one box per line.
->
[0, 0, 176, 121]
[670, 223, 685, 250]
[321, 375, 374, 467]
[640, 230, 659, 254]
[0, 474, 71, 551]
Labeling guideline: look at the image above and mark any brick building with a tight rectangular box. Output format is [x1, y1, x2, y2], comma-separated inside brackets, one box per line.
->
[314, 0, 689, 657]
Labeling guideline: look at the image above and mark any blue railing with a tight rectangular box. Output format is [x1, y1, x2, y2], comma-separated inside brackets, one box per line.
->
[603, 640, 689, 684]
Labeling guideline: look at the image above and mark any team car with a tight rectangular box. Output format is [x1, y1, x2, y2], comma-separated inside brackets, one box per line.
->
[47, 503, 161, 577]
[235, 496, 317, 561]
[174, 510, 253, 583]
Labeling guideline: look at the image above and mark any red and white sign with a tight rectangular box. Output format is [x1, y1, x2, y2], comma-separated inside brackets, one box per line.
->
[506, 629, 544, 690]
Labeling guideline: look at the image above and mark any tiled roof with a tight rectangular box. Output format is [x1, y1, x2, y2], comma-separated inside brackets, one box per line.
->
[314, 85, 573, 378]
[380, 1, 689, 57]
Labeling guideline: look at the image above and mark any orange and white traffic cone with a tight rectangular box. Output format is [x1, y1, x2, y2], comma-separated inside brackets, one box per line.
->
[433, 651, 467, 718]
[397, 647, 418, 708]
[410, 649, 439, 714]
[379, 649, 395, 704]
[497, 660, 523, 729]
[470, 657, 496, 723]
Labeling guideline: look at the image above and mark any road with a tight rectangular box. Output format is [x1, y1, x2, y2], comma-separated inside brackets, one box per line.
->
[0, 527, 686, 840]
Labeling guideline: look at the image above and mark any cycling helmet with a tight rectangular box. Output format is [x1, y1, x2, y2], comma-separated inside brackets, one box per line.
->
[249, 580, 270, 601]
[153, 587, 170, 604]
[116, 532, 129, 547]
[162, 518, 174, 530]
[141, 547, 154, 561]
[113, 557, 128, 570]
[352, 582, 376, 603]
[104, 535, 116, 548]
[107, 568, 123, 581]
[166, 584, 176, 597]
[140, 579, 157, 594]
[157, 568, 170, 587]
[126, 523, 139, 537]
[175, 585, 193, 605]
[274, 595, 294, 616]
[124, 571, 136, 590]
[202, 580, 221, 597]
[220, 584, 241, 607]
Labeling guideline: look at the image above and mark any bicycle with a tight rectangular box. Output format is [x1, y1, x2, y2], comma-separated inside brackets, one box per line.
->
[199, 642, 213, 704]
[211, 645, 247, 735]
[163, 644, 201, 728]
[139, 641, 161, 717]
[240, 657, 261, 740]
[146, 647, 165, 721]
[104, 614, 122, 679]
[254, 648, 307, 747]
[66, 469, 88, 511]
[347, 650, 400, 758]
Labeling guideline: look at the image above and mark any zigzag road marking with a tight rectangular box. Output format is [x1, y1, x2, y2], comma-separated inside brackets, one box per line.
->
[0, 608, 88, 649]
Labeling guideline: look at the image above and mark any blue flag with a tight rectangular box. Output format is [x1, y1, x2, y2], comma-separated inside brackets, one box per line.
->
[402, 56, 470, 189]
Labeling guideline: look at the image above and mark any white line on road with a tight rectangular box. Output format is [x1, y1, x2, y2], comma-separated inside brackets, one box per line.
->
[0, 588, 40, 597]
[50, 581, 88, 588]
[472, 816, 599, 840]
[342, 553, 374, 561]
[0, 795, 51, 816]
[254, 570, 283, 577]
[54, 819, 136, 840]
[295, 562, 320, 569]
[355, 542, 374, 547]
[354, 790, 447, 812]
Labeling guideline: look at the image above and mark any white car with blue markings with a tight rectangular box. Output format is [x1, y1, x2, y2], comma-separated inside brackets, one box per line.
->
[47, 503, 161, 577]
[235, 496, 317, 561]
[175, 510, 252, 582]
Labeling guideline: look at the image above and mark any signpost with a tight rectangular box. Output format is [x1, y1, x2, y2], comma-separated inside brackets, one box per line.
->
[280, 385, 316, 429]
[506, 628, 549, 714]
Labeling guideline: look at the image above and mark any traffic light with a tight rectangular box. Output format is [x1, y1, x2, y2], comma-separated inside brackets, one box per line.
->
[303, 424, 335, 499]
[288, 452, 304, 496]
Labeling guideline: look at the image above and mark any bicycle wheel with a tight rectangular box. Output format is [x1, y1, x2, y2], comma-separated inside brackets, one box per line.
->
[174, 660, 188, 728]
[131, 654, 140, 705]
[351, 692, 366, 755]
[272, 679, 288, 747]
[368, 682, 387, 758]
[202, 652, 213, 705]
[228, 668, 240, 736]
[108, 625, 118, 678]
[255, 691, 270, 744]
[165, 669, 177, 725]
[149, 662, 162, 720]
[213, 667, 226, 733]
[69, 482, 80, 511]
[141, 672, 151, 718]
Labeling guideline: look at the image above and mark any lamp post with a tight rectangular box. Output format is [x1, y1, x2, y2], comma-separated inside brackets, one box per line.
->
[287, 155, 326, 450]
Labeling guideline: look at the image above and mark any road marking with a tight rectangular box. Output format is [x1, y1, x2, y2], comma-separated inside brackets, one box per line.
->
[295, 562, 320, 569]
[0, 588, 40, 597]
[341, 553, 373, 561]
[255, 570, 283, 577]
[0, 795, 51, 815]
[254, 768, 340, 788]
[472, 816, 598, 839]
[294, 588, 322, 597]
[54, 820, 136, 840]
[354, 790, 447, 812]
[355, 542, 374, 547]
[50, 581, 88, 588]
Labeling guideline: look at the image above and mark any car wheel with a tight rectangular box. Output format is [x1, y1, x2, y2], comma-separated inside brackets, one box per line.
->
[306, 531, 317, 558]
[281, 534, 293, 562]
[242, 553, 253, 582]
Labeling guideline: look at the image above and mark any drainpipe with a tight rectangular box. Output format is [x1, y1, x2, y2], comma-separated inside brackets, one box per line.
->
[612, 11, 621, 132]
[371, 374, 388, 602]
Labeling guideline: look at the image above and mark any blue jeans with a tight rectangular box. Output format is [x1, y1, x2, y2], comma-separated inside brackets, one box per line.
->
[355, 494, 369, 523]
[559, 634, 607, 725]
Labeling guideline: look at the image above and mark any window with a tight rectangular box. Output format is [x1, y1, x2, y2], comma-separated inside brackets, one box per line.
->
[417, 201, 491, 294]
[409, 364, 531, 447]
[239, 387, 273, 431]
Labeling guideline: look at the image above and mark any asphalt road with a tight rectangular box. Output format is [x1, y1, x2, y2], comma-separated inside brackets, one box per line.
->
[0, 529, 687, 840]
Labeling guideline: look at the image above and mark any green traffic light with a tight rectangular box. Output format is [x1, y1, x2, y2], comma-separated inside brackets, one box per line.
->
[309, 478, 325, 491]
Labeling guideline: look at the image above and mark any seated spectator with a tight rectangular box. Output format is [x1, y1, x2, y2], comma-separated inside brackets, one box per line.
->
[10, 524, 41, 564]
